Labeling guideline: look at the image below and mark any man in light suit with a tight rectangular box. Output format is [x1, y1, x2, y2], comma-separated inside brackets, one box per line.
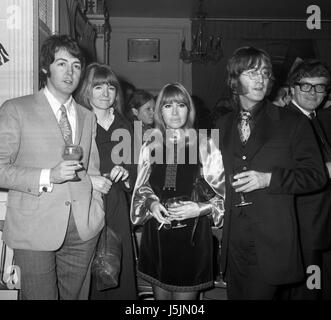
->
[0, 35, 104, 299]
[286, 59, 331, 299]
[216, 47, 326, 299]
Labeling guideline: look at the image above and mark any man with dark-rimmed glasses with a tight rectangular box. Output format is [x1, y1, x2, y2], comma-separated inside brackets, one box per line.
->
[216, 47, 327, 299]
[286, 59, 331, 300]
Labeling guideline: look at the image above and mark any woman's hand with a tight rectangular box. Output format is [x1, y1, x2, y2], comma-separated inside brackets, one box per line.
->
[150, 201, 171, 225]
[90, 175, 112, 194]
[167, 201, 200, 220]
[109, 165, 129, 183]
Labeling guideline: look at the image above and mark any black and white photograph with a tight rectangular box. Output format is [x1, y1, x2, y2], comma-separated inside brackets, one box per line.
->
[0, 0, 331, 313]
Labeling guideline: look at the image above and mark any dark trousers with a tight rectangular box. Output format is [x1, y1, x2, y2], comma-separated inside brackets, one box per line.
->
[280, 249, 321, 300]
[14, 211, 99, 300]
[322, 246, 331, 300]
[226, 211, 278, 300]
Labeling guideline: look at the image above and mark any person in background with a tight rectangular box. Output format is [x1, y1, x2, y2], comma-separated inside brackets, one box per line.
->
[0, 35, 104, 299]
[127, 89, 155, 136]
[130, 83, 225, 300]
[76, 63, 138, 300]
[209, 97, 235, 127]
[215, 46, 326, 300]
[119, 79, 136, 110]
[191, 95, 213, 130]
[271, 85, 292, 107]
[286, 59, 331, 300]
[321, 92, 331, 109]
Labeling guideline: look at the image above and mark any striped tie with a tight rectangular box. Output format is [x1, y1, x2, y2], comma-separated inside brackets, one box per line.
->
[59, 105, 73, 145]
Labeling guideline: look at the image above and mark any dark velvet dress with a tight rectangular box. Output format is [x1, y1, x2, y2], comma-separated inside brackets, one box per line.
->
[137, 144, 214, 292]
[90, 111, 138, 300]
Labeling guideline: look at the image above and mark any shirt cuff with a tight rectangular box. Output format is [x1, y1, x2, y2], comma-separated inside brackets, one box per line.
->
[39, 169, 54, 193]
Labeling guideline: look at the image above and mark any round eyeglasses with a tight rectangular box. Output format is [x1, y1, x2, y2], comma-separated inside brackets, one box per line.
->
[295, 82, 327, 93]
[242, 69, 272, 80]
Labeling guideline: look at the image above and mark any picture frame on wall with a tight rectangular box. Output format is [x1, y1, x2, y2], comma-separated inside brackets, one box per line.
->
[128, 38, 160, 62]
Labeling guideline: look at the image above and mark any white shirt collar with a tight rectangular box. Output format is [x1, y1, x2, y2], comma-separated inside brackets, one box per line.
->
[291, 99, 315, 118]
[44, 86, 74, 116]
[96, 108, 115, 131]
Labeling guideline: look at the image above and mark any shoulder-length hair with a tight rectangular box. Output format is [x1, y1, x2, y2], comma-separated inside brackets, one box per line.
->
[154, 83, 195, 137]
[75, 63, 124, 116]
[227, 46, 274, 97]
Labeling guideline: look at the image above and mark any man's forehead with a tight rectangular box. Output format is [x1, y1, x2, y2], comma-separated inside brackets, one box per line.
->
[54, 48, 81, 63]
[299, 77, 328, 84]
[246, 61, 268, 71]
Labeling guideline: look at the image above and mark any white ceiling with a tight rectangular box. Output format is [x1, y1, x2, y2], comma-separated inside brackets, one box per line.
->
[105, 0, 330, 20]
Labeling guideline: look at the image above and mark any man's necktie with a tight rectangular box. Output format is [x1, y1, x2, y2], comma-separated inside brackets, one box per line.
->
[238, 111, 252, 144]
[59, 105, 73, 145]
[309, 112, 331, 161]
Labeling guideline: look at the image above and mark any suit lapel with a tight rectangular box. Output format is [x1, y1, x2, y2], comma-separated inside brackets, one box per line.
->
[220, 102, 280, 167]
[34, 90, 86, 146]
[221, 111, 236, 174]
[287, 102, 302, 115]
[243, 101, 280, 160]
[73, 101, 86, 145]
[33, 90, 65, 143]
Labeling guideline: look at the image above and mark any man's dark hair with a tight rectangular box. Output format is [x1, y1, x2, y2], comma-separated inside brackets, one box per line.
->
[126, 89, 154, 122]
[227, 46, 274, 97]
[39, 35, 85, 88]
[287, 59, 331, 87]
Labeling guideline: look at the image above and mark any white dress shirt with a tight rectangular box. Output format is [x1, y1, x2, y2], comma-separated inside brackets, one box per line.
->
[39, 86, 77, 192]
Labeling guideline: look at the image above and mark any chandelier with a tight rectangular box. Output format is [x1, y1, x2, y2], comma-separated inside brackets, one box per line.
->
[180, 0, 222, 64]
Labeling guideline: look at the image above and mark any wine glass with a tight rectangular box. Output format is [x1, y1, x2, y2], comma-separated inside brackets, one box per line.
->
[164, 196, 189, 229]
[229, 173, 253, 207]
[62, 144, 83, 181]
[102, 172, 111, 180]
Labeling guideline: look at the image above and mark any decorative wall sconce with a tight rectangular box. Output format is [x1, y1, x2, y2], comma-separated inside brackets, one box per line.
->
[86, 0, 105, 15]
[180, 0, 223, 64]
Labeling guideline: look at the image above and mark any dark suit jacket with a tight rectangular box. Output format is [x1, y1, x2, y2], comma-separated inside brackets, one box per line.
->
[317, 107, 331, 148]
[287, 102, 331, 252]
[216, 100, 327, 285]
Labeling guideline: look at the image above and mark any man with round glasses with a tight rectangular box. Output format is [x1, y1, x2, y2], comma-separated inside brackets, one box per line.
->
[286, 58, 331, 300]
[242, 68, 272, 80]
[216, 47, 326, 300]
